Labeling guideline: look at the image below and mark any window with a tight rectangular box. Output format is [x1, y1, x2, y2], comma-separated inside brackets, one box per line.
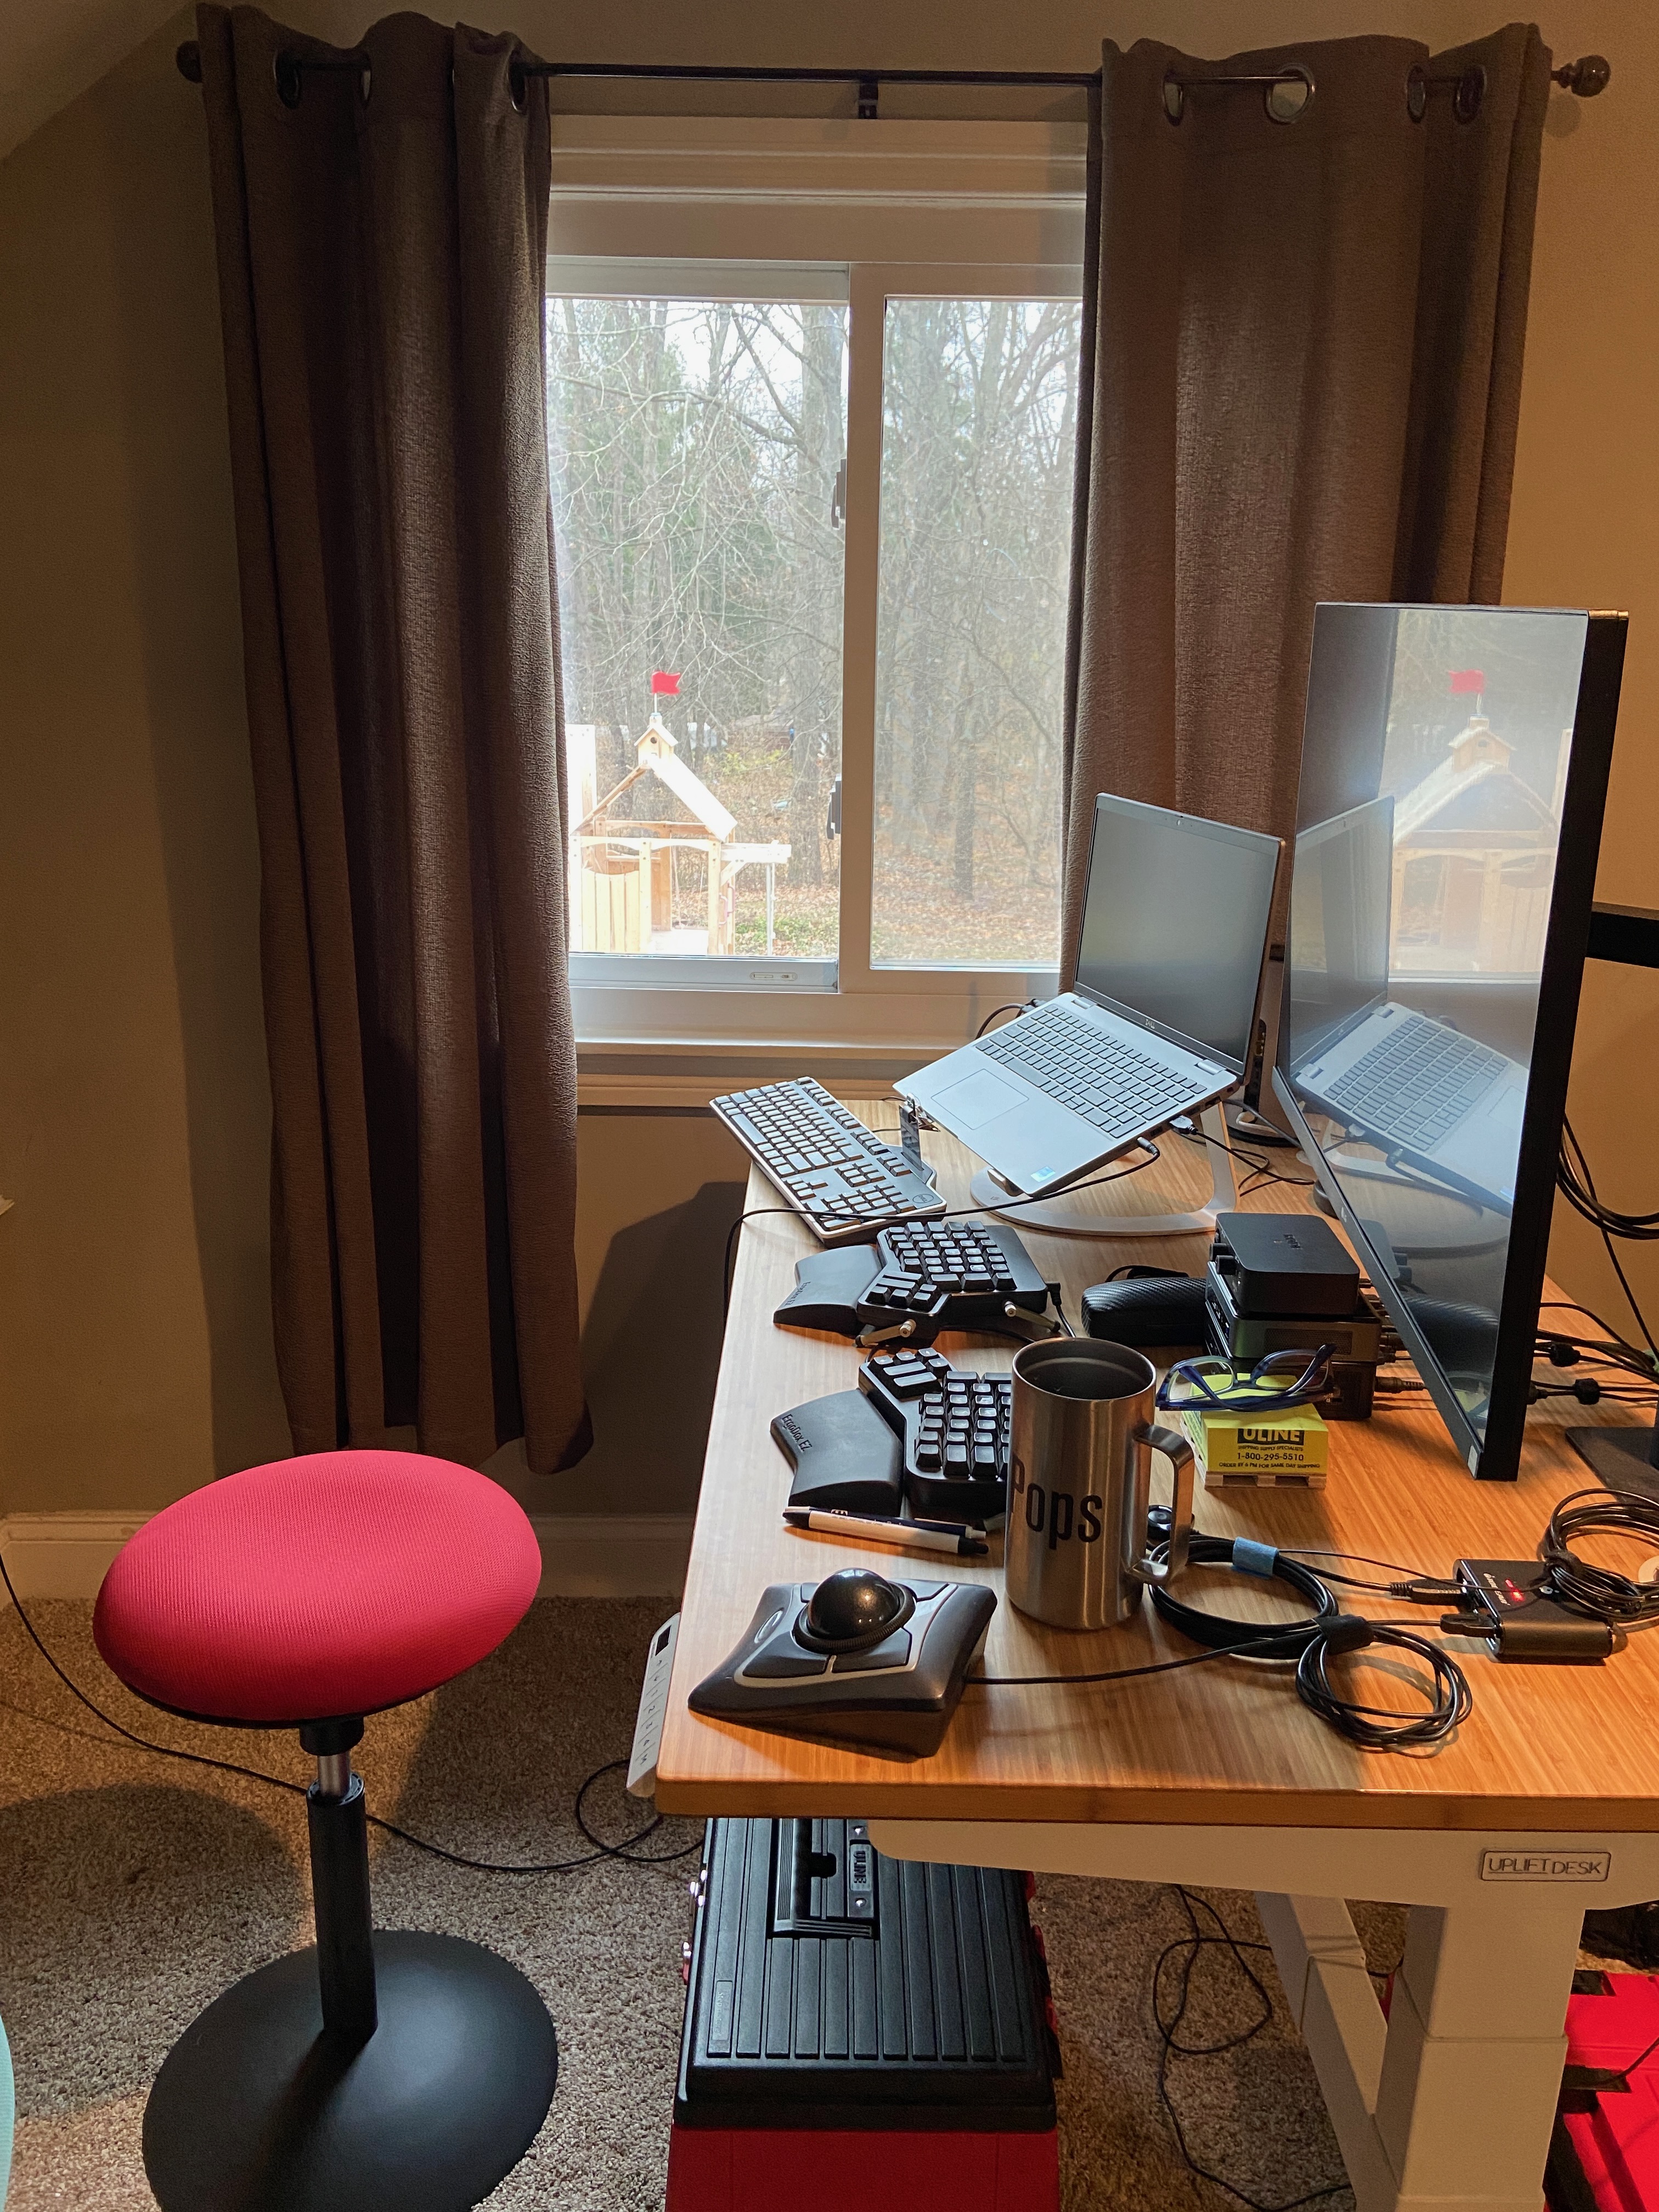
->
[548, 119, 1086, 1055]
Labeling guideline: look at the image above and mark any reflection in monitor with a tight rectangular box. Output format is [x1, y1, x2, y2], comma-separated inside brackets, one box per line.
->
[1274, 604, 1626, 1480]
[1075, 794, 1281, 1072]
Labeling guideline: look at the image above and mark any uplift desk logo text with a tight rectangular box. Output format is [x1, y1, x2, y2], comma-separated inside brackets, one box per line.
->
[1480, 1849, 1611, 1883]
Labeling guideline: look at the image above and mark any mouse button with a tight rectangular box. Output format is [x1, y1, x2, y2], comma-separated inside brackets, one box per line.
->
[744, 1646, 831, 1679]
[906, 1582, 946, 1601]
[832, 1630, 912, 1674]
[751, 1608, 785, 1647]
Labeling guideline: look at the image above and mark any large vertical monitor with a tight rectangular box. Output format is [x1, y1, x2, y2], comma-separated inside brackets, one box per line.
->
[1273, 604, 1627, 1480]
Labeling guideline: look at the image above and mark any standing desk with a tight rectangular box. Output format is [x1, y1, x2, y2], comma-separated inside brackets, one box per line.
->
[657, 1105, 1659, 2212]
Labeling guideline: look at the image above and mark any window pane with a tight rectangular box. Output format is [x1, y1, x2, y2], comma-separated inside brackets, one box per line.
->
[547, 295, 847, 963]
[871, 298, 1080, 968]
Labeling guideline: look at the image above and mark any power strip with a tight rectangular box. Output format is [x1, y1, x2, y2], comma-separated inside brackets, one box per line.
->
[627, 1612, 680, 1798]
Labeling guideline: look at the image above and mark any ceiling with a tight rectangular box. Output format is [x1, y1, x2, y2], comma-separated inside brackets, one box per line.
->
[0, 0, 194, 159]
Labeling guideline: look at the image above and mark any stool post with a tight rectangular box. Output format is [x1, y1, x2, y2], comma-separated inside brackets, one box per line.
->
[300, 1718, 377, 2045]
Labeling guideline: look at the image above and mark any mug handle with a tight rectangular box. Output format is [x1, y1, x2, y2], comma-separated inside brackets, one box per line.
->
[1125, 1423, 1194, 1586]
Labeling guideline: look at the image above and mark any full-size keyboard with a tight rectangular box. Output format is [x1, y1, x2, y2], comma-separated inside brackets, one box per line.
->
[712, 1079, 946, 1244]
[975, 1005, 1199, 1138]
[1326, 1015, 1505, 1153]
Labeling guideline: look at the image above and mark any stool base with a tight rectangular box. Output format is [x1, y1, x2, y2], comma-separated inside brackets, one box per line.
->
[143, 1929, 557, 2212]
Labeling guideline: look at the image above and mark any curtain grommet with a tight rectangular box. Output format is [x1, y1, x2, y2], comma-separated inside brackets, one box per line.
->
[509, 55, 529, 112]
[1264, 66, 1313, 124]
[1406, 64, 1428, 122]
[1453, 63, 1486, 123]
[1161, 72, 1184, 125]
[274, 47, 303, 109]
[358, 65, 371, 106]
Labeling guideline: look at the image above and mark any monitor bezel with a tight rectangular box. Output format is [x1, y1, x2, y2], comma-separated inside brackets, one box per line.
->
[1073, 792, 1284, 1077]
[1271, 605, 1627, 1481]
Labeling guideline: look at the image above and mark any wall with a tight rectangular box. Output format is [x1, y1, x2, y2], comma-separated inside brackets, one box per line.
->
[0, 1, 1652, 1517]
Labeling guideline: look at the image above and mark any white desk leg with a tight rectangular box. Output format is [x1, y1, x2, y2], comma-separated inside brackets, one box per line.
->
[1375, 1899, 1577, 2212]
[1256, 1891, 1577, 2212]
[872, 1822, 1619, 2212]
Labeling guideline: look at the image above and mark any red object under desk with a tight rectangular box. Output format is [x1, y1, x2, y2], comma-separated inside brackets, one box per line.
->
[1564, 1975, 1659, 2211]
[665, 2125, 1058, 2211]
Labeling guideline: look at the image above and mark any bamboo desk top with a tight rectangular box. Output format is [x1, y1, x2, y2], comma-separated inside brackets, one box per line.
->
[655, 1104, 1659, 1833]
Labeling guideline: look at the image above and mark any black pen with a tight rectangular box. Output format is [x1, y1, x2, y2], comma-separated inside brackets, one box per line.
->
[781, 1506, 990, 1558]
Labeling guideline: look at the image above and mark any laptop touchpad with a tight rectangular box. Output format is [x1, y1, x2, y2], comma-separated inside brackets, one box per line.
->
[935, 1069, 1025, 1128]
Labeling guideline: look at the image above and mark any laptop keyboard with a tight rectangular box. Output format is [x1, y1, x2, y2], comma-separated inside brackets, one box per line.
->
[1325, 1014, 1505, 1152]
[975, 1007, 1199, 1138]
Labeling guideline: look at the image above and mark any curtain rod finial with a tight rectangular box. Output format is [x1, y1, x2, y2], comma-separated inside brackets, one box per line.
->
[1554, 54, 1610, 97]
[176, 40, 202, 83]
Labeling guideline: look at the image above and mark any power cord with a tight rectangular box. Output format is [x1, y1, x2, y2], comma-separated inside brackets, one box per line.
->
[0, 1548, 699, 1874]
[974, 1000, 1037, 1039]
[1556, 1118, 1659, 1364]
[1153, 1887, 1352, 2212]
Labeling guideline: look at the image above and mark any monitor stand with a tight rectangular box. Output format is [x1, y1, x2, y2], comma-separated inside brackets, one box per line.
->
[1565, 1424, 1659, 1493]
[968, 1103, 1237, 1240]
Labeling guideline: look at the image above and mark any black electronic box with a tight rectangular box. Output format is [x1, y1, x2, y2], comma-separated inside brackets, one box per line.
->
[1205, 1212, 1386, 1419]
[676, 1815, 1058, 2134]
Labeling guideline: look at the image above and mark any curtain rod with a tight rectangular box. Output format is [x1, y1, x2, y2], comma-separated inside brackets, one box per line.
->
[173, 42, 1611, 124]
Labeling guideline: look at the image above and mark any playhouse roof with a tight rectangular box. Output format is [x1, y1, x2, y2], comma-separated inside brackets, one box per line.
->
[577, 714, 737, 843]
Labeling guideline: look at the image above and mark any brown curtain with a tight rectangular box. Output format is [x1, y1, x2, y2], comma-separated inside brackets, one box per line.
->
[196, 5, 590, 1474]
[1061, 26, 1551, 975]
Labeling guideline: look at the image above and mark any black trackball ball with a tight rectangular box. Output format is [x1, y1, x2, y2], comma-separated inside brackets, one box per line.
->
[806, 1568, 907, 1649]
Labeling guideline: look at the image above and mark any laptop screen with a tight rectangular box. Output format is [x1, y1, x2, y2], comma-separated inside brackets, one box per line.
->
[1074, 795, 1282, 1071]
[1282, 793, 1395, 1064]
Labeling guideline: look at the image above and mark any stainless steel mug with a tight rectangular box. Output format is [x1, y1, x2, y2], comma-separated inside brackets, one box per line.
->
[1005, 1339, 1194, 1630]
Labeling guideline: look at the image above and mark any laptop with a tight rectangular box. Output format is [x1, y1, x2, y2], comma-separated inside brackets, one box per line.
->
[897, 794, 1282, 1197]
[1285, 795, 1527, 1212]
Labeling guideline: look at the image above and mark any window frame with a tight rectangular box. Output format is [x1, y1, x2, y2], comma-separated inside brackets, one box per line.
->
[548, 117, 1087, 1073]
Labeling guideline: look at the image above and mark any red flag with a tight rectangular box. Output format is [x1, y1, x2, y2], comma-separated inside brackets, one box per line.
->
[1450, 669, 1485, 695]
[651, 670, 681, 696]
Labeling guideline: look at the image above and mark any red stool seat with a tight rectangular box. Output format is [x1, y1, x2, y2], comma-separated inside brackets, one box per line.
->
[94, 1450, 542, 1725]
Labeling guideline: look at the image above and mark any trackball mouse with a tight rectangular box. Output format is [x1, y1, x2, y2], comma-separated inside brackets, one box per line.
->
[799, 1567, 916, 1652]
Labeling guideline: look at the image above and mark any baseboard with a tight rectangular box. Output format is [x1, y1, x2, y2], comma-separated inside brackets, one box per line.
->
[0, 1509, 693, 1602]
[528, 1513, 692, 1598]
[0, 1512, 154, 1598]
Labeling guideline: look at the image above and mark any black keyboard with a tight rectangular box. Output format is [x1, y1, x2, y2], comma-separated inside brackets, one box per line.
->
[712, 1079, 945, 1244]
[975, 1005, 1200, 1138]
[774, 1218, 1051, 1347]
[1326, 1015, 1505, 1153]
[860, 1347, 1012, 1522]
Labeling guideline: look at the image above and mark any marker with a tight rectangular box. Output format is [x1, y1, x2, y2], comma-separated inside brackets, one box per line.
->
[782, 1506, 990, 1558]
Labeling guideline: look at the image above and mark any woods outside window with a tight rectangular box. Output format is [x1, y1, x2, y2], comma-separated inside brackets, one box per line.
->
[548, 117, 1086, 1060]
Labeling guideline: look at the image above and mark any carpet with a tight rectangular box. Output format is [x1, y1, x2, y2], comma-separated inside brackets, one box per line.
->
[0, 1595, 1400, 2210]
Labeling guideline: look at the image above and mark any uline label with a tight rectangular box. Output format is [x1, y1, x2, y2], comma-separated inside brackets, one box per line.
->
[1480, 1849, 1610, 1884]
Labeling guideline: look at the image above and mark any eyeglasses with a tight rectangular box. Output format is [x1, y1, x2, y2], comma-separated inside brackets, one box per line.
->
[1155, 1345, 1335, 1414]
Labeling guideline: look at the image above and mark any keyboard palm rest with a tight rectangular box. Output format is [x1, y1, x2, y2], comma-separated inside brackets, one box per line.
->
[770, 1391, 904, 1517]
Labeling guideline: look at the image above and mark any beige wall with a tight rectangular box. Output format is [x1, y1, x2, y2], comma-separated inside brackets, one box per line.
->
[0, 2, 1653, 1516]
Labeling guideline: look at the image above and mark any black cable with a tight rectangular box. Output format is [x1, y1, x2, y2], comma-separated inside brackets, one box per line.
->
[977, 1571, 1470, 1748]
[0, 1547, 698, 1875]
[1153, 1887, 1352, 2212]
[1294, 1623, 1471, 1750]
[974, 1000, 1036, 1039]
[1538, 1486, 1659, 1628]
[1556, 1120, 1659, 1362]
[1177, 1115, 1318, 1197]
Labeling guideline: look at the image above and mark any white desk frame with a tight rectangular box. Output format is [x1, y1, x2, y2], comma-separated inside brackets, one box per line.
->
[870, 1816, 1659, 2212]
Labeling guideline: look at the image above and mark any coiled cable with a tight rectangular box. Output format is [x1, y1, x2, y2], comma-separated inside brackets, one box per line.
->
[1539, 1485, 1659, 1627]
